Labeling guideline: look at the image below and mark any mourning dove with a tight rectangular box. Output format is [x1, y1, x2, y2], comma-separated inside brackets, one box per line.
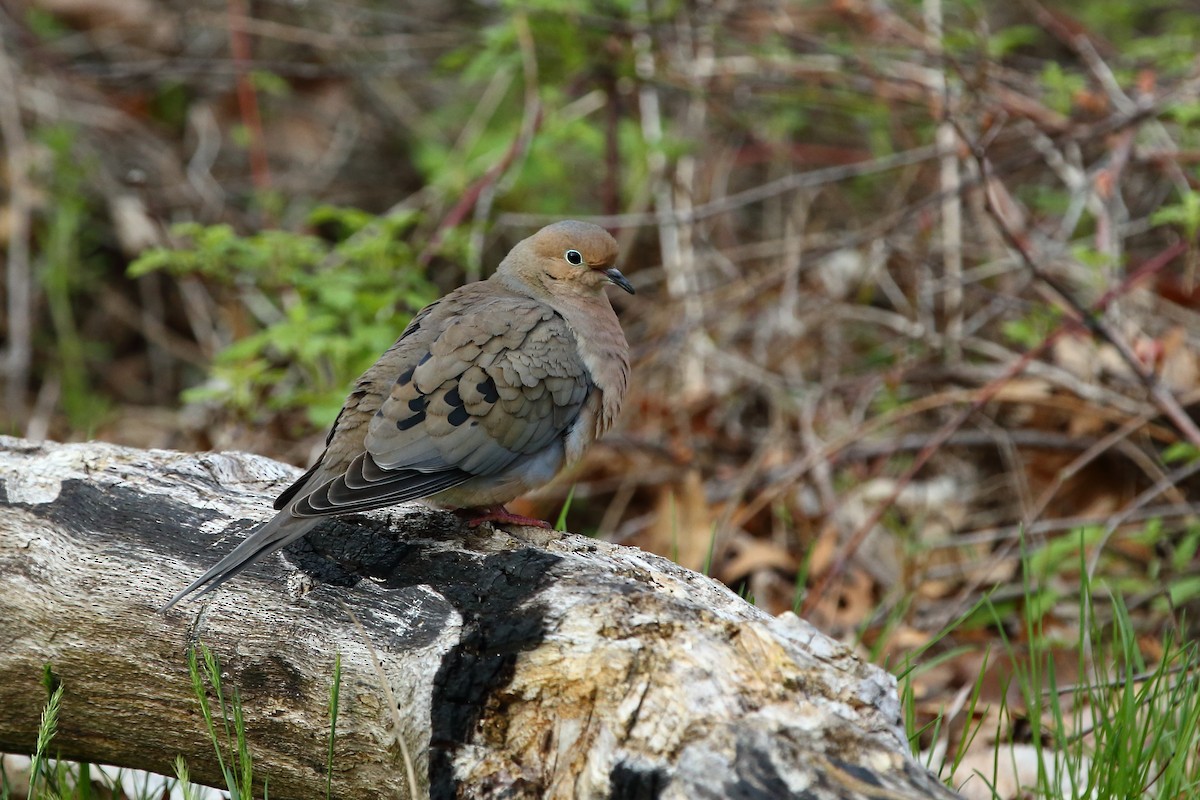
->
[163, 220, 633, 611]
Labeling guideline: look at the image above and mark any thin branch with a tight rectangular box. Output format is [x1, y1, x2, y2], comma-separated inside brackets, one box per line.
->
[496, 144, 943, 230]
[227, 0, 272, 202]
[921, 502, 1200, 552]
[0, 31, 32, 426]
[924, 0, 963, 361]
[417, 13, 542, 270]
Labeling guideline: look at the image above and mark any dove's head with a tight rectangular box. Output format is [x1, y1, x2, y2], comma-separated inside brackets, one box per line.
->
[498, 220, 634, 299]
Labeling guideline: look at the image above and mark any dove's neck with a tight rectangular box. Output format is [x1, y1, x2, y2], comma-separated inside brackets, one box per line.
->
[555, 294, 630, 438]
[491, 269, 629, 429]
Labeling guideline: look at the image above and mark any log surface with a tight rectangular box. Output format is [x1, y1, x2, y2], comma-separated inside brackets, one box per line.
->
[0, 436, 961, 799]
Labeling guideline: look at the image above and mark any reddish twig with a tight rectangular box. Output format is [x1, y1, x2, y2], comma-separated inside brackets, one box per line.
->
[0, 33, 32, 425]
[602, 68, 621, 218]
[418, 14, 542, 268]
[228, 0, 271, 200]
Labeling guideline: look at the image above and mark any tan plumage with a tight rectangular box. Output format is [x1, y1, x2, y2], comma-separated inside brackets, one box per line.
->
[163, 220, 632, 611]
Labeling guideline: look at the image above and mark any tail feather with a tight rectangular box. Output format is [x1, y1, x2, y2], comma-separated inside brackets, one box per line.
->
[160, 511, 321, 612]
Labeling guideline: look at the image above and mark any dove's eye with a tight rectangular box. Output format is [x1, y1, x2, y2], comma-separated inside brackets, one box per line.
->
[565, 249, 583, 265]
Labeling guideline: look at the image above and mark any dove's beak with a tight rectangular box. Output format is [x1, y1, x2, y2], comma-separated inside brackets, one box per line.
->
[604, 267, 635, 294]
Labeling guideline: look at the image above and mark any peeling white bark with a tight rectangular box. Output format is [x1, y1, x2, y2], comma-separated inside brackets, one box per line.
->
[0, 436, 961, 799]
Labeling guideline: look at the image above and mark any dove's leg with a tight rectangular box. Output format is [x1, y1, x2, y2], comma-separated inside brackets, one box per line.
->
[460, 505, 552, 529]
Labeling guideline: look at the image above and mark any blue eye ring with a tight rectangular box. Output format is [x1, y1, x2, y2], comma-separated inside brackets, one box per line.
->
[565, 249, 583, 265]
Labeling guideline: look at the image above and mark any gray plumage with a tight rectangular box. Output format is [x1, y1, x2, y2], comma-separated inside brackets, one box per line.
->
[162, 220, 632, 611]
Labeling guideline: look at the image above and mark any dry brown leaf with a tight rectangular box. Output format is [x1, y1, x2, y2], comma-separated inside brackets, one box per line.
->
[641, 469, 714, 572]
[953, 744, 1085, 800]
[1051, 334, 1098, 382]
[991, 378, 1054, 405]
[716, 533, 798, 585]
[805, 567, 874, 635]
[1158, 326, 1199, 392]
[808, 521, 840, 576]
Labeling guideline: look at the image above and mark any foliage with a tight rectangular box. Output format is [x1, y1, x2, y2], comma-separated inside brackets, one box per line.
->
[130, 208, 436, 428]
[26, 666, 63, 799]
[31, 124, 113, 432]
[1151, 190, 1200, 241]
[415, 4, 650, 219]
[0, 666, 186, 800]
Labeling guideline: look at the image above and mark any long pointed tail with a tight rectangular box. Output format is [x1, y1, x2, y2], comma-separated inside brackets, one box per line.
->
[161, 510, 322, 612]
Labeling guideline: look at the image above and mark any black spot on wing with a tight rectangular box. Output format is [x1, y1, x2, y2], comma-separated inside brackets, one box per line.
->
[398, 301, 437, 342]
[477, 376, 499, 404]
[447, 406, 470, 427]
[408, 395, 427, 413]
[324, 391, 362, 445]
[418, 351, 432, 366]
[445, 387, 463, 407]
[397, 411, 426, 431]
[396, 366, 415, 386]
[830, 759, 884, 787]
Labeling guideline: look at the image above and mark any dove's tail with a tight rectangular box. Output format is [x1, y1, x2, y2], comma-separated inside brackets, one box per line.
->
[160, 510, 322, 613]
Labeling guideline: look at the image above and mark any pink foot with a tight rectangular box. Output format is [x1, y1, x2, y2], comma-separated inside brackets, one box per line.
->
[461, 505, 552, 529]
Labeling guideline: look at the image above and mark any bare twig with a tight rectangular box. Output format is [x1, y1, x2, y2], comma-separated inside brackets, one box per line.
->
[921, 502, 1200, 552]
[631, 0, 702, 396]
[227, 0, 272, 201]
[202, 11, 460, 52]
[0, 32, 32, 425]
[496, 144, 943, 230]
[186, 103, 226, 216]
[923, 0, 964, 361]
[467, 14, 541, 281]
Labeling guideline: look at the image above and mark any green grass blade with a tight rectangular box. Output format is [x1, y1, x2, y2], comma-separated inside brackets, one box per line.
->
[77, 761, 91, 800]
[188, 646, 229, 783]
[174, 756, 196, 800]
[702, 523, 717, 577]
[201, 645, 236, 768]
[29, 682, 64, 798]
[555, 484, 576, 532]
[326, 652, 343, 800]
[234, 688, 253, 796]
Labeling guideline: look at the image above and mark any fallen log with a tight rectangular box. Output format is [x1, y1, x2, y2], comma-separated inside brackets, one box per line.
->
[0, 435, 961, 799]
